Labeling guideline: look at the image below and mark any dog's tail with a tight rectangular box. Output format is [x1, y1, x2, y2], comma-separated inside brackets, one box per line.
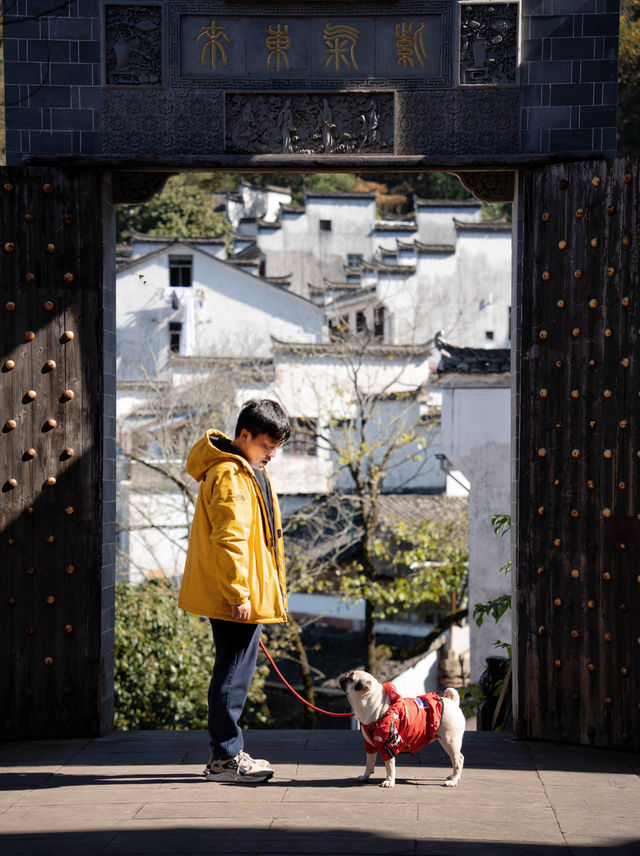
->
[443, 687, 461, 705]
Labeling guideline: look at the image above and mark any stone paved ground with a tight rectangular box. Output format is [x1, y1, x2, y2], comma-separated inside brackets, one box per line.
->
[0, 730, 638, 856]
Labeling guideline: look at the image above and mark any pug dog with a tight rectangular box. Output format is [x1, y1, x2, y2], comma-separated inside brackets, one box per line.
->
[339, 670, 465, 788]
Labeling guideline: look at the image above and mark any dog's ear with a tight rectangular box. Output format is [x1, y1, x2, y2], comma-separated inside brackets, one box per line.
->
[338, 673, 351, 692]
[339, 671, 358, 691]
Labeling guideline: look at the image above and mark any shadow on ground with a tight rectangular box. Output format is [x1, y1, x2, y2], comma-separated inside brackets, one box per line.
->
[0, 827, 639, 856]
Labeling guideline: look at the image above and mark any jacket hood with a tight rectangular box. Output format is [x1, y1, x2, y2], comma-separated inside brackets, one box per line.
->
[187, 429, 251, 482]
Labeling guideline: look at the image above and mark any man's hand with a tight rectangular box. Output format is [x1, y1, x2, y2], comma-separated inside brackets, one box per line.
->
[231, 601, 252, 621]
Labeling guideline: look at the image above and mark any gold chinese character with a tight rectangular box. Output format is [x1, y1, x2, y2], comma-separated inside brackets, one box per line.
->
[266, 23, 291, 71]
[196, 19, 231, 69]
[395, 21, 429, 69]
[323, 22, 359, 71]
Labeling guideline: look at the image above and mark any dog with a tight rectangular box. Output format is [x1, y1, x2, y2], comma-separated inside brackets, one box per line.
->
[339, 670, 465, 788]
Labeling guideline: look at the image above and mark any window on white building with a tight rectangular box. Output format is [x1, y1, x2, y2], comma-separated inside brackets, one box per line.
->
[347, 253, 363, 268]
[319, 219, 332, 232]
[485, 330, 494, 341]
[283, 418, 317, 456]
[328, 315, 349, 340]
[356, 310, 367, 333]
[373, 305, 385, 341]
[169, 256, 192, 287]
[169, 321, 182, 352]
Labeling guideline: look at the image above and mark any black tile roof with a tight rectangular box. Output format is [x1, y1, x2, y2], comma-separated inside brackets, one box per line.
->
[435, 331, 511, 374]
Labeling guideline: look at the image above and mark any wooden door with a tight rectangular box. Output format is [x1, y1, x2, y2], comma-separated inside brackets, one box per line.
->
[518, 157, 639, 750]
[1, 168, 106, 738]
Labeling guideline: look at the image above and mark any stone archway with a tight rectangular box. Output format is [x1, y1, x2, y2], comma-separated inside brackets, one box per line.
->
[2, 1, 631, 747]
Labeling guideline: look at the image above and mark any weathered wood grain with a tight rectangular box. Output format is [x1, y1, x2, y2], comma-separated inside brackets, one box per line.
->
[518, 158, 639, 751]
[1, 168, 104, 738]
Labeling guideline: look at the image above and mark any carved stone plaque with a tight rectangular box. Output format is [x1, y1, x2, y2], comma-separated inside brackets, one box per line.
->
[168, 1, 452, 90]
[97, 2, 520, 163]
[181, 13, 442, 83]
[459, 2, 519, 86]
[225, 92, 394, 155]
[105, 4, 163, 86]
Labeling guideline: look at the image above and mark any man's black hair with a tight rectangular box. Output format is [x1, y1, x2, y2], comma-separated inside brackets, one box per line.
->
[234, 399, 291, 443]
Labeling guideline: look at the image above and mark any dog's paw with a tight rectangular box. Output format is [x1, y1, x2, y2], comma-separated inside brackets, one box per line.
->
[355, 775, 370, 784]
[379, 780, 395, 788]
[443, 779, 459, 788]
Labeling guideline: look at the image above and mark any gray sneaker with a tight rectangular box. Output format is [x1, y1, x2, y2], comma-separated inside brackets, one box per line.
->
[204, 749, 272, 775]
[204, 751, 274, 784]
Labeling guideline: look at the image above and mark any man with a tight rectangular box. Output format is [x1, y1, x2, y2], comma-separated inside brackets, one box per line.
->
[179, 399, 291, 783]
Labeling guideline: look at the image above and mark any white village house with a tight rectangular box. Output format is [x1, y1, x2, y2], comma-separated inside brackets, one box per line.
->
[116, 185, 513, 686]
[230, 186, 511, 351]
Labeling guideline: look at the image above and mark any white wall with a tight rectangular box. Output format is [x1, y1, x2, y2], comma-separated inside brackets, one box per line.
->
[117, 487, 191, 584]
[191, 262, 323, 357]
[117, 256, 176, 381]
[415, 200, 482, 245]
[268, 352, 445, 494]
[453, 228, 512, 347]
[376, 252, 457, 345]
[117, 246, 325, 382]
[371, 228, 511, 350]
[240, 184, 292, 223]
[439, 379, 511, 681]
[261, 195, 377, 296]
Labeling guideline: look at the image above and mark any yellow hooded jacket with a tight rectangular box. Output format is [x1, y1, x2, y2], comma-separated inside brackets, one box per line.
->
[178, 430, 288, 624]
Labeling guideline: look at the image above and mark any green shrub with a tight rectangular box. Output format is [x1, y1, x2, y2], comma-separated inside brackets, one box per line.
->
[114, 579, 269, 730]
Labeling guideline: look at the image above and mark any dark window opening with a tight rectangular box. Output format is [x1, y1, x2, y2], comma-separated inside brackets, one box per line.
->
[169, 256, 192, 288]
[169, 321, 182, 353]
[283, 417, 318, 456]
[373, 306, 385, 340]
[356, 310, 367, 333]
[485, 330, 494, 340]
[319, 219, 332, 232]
[348, 253, 363, 268]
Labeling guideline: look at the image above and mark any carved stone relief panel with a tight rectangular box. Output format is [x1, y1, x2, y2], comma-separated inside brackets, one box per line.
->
[105, 4, 163, 86]
[396, 88, 520, 155]
[459, 2, 519, 86]
[225, 92, 394, 155]
[103, 90, 223, 156]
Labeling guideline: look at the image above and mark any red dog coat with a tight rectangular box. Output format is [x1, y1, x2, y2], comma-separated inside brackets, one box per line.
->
[361, 682, 443, 761]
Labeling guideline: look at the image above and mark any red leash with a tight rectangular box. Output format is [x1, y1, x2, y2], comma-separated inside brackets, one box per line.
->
[259, 639, 354, 718]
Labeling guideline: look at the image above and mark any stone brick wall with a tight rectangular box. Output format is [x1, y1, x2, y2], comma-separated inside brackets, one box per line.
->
[3, 0, 102, 164]
[520, 0, 620, 157]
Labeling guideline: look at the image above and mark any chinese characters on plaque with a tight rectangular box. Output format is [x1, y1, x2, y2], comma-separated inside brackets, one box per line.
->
[180, 15, 442, 81]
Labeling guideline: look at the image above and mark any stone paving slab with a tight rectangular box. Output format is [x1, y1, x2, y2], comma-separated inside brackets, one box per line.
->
[0, 730, 638, 855]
